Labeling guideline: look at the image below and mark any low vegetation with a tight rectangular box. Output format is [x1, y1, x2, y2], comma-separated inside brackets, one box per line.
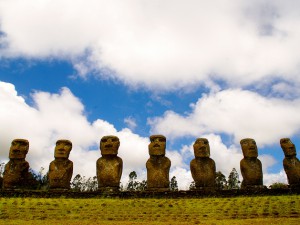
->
[0, 195, 299, 224]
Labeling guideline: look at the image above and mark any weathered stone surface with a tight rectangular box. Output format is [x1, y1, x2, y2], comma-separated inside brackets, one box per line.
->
[240, 138, 263, 189]
[280, 138, 300, 189]
[2, 139, 30, 190]
[146, 135, 171, 191]
[49, 140, 73, 190]
[97, 135, 123, 192]
[190, 138, 216, 190]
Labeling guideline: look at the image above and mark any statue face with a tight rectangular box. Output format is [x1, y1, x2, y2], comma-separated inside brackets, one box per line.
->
[240, 138, 258, 158]
[149, 135, 166, 156]
[9, 139, 29, 159]
[193, 138, 210, 158]
[54, 140, 72, 159]
[280, 138, 296, 157]
[100, 135, 120, 155]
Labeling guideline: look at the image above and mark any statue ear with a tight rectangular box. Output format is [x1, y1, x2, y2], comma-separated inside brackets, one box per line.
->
[24, 143, 29, 153]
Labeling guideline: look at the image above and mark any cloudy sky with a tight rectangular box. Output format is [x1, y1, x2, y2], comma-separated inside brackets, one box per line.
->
[1, 0, 300, 189]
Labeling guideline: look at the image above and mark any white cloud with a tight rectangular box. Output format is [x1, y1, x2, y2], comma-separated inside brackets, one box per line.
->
[260, 154, 277, 173]
[1, 0, 300, 90]
[149, 89, 300, 146]
[170, 167, 193, 190]
[0, 81, 149, 185]
[124, 117, 137, 131]
[264, 170, 288, 187]
[271, 81, 300, 99]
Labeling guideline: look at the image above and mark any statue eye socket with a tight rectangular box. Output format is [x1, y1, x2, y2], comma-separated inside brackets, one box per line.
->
[112, 138, 118, 142]
[159, 138, 166, 142]
[102, 139, 107, 143]
[204, 141, 208, 144]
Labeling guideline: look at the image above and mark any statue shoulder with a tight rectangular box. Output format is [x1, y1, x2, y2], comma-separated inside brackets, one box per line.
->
[116, 156, 123, 163]
[96, 157, 103, 164]
[165, 157, 171, 166]
[240, 158, 246, 165]
[190, 158, 196, 165]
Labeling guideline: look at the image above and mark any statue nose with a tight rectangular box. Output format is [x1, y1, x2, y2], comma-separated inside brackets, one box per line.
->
[105, 144, 113, 148]
[249, 142, 256, 147]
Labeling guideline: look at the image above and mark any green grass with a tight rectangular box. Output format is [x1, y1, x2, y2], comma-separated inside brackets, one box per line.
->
[0, 195, 299, 224]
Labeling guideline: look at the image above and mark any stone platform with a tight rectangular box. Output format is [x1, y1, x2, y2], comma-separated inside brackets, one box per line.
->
[0, 188, 300, 198]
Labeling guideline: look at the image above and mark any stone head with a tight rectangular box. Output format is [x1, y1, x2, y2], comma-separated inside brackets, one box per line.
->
[100, 135, 120, 155]
[9, 139, 29, 159]
[240, 138, 258, 158]
[54, 139, 72, 159]
[149, 135, 166, 156]
[280, 138, 296, 157]
[193, 138, 210, 158]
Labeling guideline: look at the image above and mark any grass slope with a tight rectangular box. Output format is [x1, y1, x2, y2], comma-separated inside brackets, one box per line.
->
[0, 195, 299, 224]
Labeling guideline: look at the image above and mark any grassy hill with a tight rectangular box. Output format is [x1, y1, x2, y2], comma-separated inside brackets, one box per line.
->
[0, 195, 299, 224]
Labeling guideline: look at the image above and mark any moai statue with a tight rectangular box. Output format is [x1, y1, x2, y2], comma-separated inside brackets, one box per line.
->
[97, 135, 123, 192]
[146, 135, 171, 191]
[0, 161, 3, 188]
[190, 138, 216, 190]
[48, 140, 73, 190]
[280, 138, 300, 189]
[240, 138, 264, 189]
[2, 139, 30, 190]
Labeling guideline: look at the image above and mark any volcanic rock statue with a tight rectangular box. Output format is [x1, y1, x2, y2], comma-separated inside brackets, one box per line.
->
[2, 139, 30, 190]
[280, 138, 300, 189]
[48, 139, 73, 190]
[146, 135, 171, 191]
[190, 138, 216, 190]
[97, 135, 123, 192]
[240, 138, 264, 189]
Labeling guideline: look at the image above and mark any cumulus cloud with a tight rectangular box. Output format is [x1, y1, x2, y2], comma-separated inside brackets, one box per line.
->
[0, 81, 202, 189]
[263, 170, 288, 187]
[0, 81, 150, 185]
[149, 89, 300, 146]
[124, 117, 137, 131]
[1, 0, 300, 90]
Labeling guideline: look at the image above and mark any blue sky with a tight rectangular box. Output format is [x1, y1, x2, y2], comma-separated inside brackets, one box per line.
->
[1, 0, 300, 189]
